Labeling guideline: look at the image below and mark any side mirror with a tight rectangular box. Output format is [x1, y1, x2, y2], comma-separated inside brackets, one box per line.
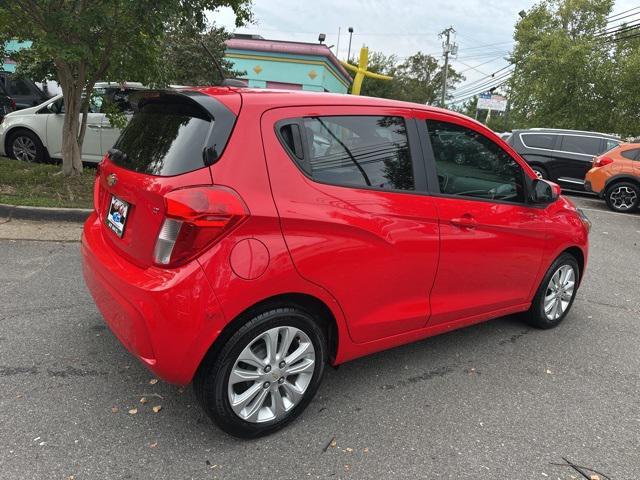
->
[530, 179, 561, 204]
[47, 100, 64, 114]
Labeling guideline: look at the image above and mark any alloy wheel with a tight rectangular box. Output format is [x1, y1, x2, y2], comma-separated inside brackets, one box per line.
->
[12, 136, 37, 162]
[533, 168, 545, 180]
[609, 185, 637, 211]
[227, 326, 316, 423]
[544, 265, 576, 321]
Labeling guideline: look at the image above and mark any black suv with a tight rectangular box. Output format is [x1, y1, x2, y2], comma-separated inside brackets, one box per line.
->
[507, 128, 621, 190]
[0, 71, 49, 110]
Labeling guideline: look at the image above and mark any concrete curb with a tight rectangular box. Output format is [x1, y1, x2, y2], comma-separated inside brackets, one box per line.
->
[0, 203, 92, 223]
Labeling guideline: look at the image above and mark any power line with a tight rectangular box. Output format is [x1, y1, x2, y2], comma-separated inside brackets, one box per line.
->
[606, 6, 640, 21]
[451, 65, 513, 93]
[450, 72, 513, 101]
[448, 77, 512, 104]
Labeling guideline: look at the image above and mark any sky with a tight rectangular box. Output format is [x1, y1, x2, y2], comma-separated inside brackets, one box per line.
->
[211, 0, 638, 102]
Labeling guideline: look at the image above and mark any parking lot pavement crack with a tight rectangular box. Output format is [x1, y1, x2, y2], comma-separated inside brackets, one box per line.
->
[582, 298, 638, 312]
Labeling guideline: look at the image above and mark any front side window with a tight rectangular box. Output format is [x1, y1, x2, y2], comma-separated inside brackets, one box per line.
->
[560, 135, 602, 156]
[427, 120, 524, 203]
[298, 115, 415, 191]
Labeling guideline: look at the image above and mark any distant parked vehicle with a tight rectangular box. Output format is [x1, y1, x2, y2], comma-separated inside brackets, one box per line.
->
[585, 143, 640, 213]
[0, 71, 49, 110]
[507, 128, 621, 190]
[0, 81, 16, 123]
[0, 82, 145, 163]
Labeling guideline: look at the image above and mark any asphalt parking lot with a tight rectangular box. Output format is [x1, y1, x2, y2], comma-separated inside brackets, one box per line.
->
[1, 194, 639, 480]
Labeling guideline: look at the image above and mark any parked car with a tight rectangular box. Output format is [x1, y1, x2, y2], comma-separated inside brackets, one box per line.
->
[0, 82, 145, 163]
[585, 143, 640, 212]
[507, 128, 621, 190]
[82, 88, 590, 438]
[0, 71, 49, 110]
[0, 81, 16, 123]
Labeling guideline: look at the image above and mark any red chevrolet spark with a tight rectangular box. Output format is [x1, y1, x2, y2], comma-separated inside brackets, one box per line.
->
[82, 88, 590, 437]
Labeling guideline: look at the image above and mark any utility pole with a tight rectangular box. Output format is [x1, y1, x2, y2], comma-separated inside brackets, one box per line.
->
[439, 26, 456, 107]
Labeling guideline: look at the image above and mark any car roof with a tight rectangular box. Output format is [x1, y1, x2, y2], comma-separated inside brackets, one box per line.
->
[192, 86, 484, 127]
[511, 128, 620, 140]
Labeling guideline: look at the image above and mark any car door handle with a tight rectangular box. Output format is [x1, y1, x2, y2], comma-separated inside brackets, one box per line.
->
[450, 215, 478, 229]
[87, 124, 101, 129]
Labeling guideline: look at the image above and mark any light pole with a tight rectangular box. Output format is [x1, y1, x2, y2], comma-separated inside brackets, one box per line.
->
[347, 27, 354, 61]
[439, 26, 456, 107]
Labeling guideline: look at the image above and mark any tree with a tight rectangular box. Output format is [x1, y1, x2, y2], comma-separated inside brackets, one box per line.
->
[509, 0, 616, 132]
[0, 1, 251, 176]
[611, 29, 640, 137]
[359, 51, 464, 105]
[163, 24, 241, 86]
[394, 52, 464, 105]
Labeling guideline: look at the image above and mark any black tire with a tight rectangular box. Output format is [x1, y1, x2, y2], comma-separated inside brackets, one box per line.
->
[530, 165, 548, 180]
[194, 306, 327, 438]
[604, 181, 640, 213]
[522, 253, 580, 329]
[7, 129, 47, 163]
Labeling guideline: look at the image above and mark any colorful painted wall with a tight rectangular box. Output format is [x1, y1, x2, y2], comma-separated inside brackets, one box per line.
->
[225, 37, 352, 93]
[2, 40, 32, 72]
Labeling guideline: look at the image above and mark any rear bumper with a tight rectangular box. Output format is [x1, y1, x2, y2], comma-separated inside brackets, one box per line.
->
[81, 213, 226, 384]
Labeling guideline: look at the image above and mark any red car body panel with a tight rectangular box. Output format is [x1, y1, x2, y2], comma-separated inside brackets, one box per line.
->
[81, 88, 589, 385]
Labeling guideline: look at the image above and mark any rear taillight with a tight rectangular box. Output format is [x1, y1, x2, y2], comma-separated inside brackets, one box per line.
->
[153, 186, 249, 267]
[593, 156, 614, 168]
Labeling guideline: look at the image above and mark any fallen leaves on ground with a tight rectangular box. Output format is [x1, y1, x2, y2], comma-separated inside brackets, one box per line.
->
[111, 406, 118, 413]
[140, 397, 148, 405]
[152, 405, 162, 413]
[128, 408, 138, 415]
[149, 379, 158, 385]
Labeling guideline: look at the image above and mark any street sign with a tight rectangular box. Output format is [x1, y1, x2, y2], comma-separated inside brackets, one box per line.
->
[477, 92, 507, 112]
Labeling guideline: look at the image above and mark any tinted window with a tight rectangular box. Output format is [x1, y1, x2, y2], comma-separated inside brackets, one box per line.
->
[111, 99, 212, 176]
[427, 120, 524, 203]
[621, 148, 640, 160]
[521, 133, 556, 149]
[8, 78, 32, 96]
[560, 135, 602, 155]
[299, 116, 414, 191]
[605, 139, 621, 152]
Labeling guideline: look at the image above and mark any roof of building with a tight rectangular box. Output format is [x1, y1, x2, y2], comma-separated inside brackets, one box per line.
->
[225, 36, 352, 84]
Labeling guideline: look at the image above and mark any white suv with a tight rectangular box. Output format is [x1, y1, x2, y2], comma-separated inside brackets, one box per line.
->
[0, 82, 145, 163]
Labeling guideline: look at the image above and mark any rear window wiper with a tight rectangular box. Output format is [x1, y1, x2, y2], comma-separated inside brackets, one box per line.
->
[108, 148, 128, 163]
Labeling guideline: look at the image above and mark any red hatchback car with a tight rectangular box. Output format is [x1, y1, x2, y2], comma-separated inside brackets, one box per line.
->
[82, 88, 590, 437]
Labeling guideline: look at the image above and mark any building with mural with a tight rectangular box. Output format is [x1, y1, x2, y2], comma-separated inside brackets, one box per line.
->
[224, 35, 352, 93]
[1, 40, 32, 72]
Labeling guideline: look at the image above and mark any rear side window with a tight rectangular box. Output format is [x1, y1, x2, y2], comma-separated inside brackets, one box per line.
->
[294, 115, 415, 191]
[111, 95, 217, 176]
[520, 133, 556, 149]
[8, 78, 32, 96]
[560, 135, 602, 155]
[605, 139, 621, 152]
[621, 148, 640, 160]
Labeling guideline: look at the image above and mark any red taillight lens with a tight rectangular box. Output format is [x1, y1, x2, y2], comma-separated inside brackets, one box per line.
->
[593, 156, 614, 168]
[153, 186, 249, 267]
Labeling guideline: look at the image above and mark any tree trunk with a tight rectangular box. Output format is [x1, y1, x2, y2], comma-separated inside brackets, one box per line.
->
[56, 60, 85, 176]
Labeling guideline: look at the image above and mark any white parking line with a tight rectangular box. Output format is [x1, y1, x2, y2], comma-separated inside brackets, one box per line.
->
[578, 207, 640, 218]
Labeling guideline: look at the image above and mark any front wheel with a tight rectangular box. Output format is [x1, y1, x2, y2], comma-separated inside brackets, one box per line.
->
[604, 182, 639, 213]
[8, 130, 47, 163]
[530, 165, 547, 180]
[194, 307, 326, 438]
[522, 253, 580, 329]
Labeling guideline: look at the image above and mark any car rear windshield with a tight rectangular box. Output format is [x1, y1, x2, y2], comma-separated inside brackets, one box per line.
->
[110, 96, 213, 176]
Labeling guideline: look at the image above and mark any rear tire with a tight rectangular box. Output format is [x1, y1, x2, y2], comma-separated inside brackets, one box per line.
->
[522, 253, 580, 329]
[604, 181, 639, 213]
[531, 165, 547, 180]
[194, 306, 326, 438]
[7, 129, 47, 163]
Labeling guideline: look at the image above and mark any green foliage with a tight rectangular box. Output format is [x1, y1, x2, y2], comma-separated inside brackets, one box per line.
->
[359, 51, 464, 104]
[162, 24, 242, 86]
[0, 0, 252, 175]
[508, 0, 640, 137]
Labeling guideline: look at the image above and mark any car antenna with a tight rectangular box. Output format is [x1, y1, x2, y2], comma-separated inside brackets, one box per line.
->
[199, 41, 246, 87]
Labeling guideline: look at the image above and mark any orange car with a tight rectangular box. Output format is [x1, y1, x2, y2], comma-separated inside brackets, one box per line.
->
[585, 143, 640, 212]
